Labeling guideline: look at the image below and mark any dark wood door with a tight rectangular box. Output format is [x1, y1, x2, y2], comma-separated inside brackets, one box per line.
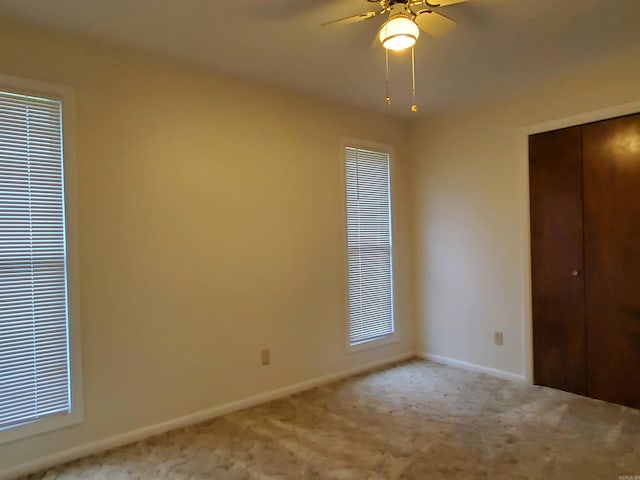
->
[529, 126, 587, 395]
[583, 113, 640, 408]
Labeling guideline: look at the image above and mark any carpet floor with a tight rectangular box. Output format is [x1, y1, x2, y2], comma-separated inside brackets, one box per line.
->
[22, 360, 640, 479]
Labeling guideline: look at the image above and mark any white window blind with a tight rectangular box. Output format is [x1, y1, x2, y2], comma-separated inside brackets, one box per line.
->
[345, 146, 394, 345]
[0, 90, 71, 431]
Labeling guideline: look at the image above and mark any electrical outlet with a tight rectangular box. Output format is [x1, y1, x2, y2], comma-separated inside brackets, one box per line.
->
[261, 348, 270, 366]
[494, 331, 504, 346]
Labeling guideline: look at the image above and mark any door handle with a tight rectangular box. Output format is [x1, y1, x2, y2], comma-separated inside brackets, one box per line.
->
[571, 269, 580, 277]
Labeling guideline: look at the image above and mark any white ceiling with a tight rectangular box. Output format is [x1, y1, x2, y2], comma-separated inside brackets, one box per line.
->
[1, 0, 640, 116]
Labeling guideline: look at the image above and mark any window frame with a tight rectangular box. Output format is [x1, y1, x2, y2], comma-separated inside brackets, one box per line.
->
[0, 73, 83, 444]
[341, 138, 399, 353]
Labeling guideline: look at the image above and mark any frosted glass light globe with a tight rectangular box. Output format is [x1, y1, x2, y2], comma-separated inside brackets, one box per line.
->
[379, 16, 419, 51]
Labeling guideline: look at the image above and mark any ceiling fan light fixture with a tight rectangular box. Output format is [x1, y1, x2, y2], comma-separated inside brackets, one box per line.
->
[379, 15, 419, 51]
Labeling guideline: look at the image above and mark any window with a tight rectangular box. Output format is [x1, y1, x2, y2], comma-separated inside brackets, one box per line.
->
[345, 145, 395, 347]
[0, 78, 81, 443]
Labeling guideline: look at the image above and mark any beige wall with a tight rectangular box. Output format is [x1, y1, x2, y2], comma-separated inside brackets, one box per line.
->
[410, 45, 640, 376]
[0, 19, 415, 471]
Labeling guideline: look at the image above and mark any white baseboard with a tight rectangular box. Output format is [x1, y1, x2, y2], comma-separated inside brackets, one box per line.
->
[418, 352, 526, 384]
[1, 352, 414, 480]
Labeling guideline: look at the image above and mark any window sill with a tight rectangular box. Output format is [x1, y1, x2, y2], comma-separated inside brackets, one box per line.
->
[0, 410, 83, 445]
[348, 332, 399, 354]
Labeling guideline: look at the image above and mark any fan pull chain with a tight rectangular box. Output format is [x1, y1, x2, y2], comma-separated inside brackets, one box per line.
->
[411, 46, 418, 113]
[385, 48, 391, 106]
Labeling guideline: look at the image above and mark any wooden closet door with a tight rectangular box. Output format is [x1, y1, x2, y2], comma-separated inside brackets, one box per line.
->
[529, 126, 587, 395]
[583, 113, 640, 408]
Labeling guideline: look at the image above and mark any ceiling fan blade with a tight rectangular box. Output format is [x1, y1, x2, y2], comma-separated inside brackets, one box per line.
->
[414, 11, 456, 37]
[321, 11, 378, 27]
[413, 0, 467, 6]
[432, 0, 468, 6]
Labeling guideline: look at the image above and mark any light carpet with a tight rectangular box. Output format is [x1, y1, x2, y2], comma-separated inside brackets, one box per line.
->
[22, 360, 640, 479]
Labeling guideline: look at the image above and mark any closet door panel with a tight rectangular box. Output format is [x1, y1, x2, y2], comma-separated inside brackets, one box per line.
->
[583, 113, 640, 408]
[529, 126, 587, 395]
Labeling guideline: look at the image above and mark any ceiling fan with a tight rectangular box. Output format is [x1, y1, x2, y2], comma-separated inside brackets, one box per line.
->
[323, 0, 468, 50]
[322, 0, 468, 112]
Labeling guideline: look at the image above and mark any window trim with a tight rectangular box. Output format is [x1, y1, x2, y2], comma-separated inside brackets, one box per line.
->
[340, 137, 399, 354]
[0, 73, 83, 444]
